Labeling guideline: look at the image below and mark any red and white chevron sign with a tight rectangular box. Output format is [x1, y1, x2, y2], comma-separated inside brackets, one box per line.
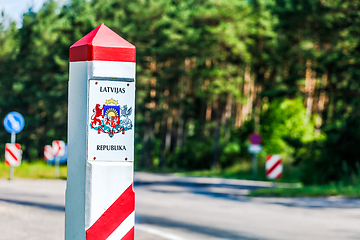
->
[44, 145, 54, 161]
[52, 140, 65, 156]
[86, 184, 135, 240]
[5, 143, 22, 167]
[266, 155, 282, 179]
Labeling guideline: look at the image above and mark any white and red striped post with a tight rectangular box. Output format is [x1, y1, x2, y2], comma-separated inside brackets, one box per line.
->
[65, 24, 136, 240]
[5, 143, 22, 167]
[266, 155, 283, 180]
[44, 145, 54, 161]
[5, 142, 22, 180]
[52, 140, 65, 178]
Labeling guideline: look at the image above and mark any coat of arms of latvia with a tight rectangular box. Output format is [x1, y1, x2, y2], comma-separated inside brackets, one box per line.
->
[90, 98, 133, 137]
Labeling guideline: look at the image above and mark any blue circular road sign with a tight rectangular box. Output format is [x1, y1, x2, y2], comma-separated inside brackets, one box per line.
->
[3, 112, 25, 134]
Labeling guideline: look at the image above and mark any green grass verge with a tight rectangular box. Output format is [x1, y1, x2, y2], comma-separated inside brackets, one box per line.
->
[173, 161, 301, 183]
[141, 162, 360, 198]
[174, 161, 254, 180]
[249, 184, 360, 198]
[2, 161, 359, 198]
[0, 160, 67, 180]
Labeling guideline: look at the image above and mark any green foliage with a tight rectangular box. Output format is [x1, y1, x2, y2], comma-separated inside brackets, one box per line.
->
[220, 141, 241, 167]
[0, 0, 359, 185]
[295, 107, 360, 185]
[260, 98, 319, 157]
[181, 136, 214, 170]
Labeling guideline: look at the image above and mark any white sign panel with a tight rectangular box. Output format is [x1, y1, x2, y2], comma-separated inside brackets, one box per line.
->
[248, 144, 262, 154]
[52, 140, 66, 156]
[87, 80, 135, 162]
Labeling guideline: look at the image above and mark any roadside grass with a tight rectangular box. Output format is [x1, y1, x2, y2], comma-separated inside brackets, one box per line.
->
[174, 161, 301, 183]
[0, 160, 67, 180]
[154, 161, 360, 198]
[249, 184, 360, 198]
[174, 161, 254, 180]
[1, 160, 359, 198]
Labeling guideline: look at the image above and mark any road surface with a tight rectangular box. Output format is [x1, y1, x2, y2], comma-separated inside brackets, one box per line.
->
[0, 173, 360, 239]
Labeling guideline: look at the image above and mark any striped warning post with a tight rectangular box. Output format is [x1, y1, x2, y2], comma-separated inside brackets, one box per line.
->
[86, 184, 135, 240]
[266, 155, 282, 179]
[5, 143, 22, 167]
[52, 140, 65, 156]
[44, 145, 54, 161]
[84, 161, 134, 240]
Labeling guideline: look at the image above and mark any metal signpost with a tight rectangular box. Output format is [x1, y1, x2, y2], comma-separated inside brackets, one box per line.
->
[248, 133, 262, 180]
[3, 112, 24, 180]
[66, 24, 136, 240]
[52, 140, 65, 178]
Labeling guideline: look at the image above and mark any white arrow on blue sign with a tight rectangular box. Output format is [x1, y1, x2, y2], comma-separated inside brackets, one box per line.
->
[3, 112, 25, 134]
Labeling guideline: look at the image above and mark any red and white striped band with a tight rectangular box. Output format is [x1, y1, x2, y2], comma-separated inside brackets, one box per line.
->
[5, 143, 21, 167]
[86, 184, 135, 240]
[266, 155, 282, 179]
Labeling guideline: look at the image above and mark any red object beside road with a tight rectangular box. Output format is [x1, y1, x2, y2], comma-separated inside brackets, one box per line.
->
[266, 155, 282, 179]
[5, 143, 22, 167]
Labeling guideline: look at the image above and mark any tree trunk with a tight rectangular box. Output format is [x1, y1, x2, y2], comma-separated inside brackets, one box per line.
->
[212, 101, 221, 169]
[305, 59, 316, 120]
[223, 94, 232, 140]
[243, 65, 252, 123]
[159, 87, 170, 169]
[315, 73, 328, 135]
[254, 84, 262, 133]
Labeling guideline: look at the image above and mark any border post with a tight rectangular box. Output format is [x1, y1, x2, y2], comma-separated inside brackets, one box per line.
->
[65, 24, 136, 240]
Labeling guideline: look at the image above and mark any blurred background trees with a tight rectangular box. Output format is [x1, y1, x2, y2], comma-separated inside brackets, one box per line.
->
[0, 0, 359, 184]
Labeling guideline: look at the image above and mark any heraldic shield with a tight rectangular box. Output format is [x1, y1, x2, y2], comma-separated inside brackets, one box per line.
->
[90, 98, 133, 137]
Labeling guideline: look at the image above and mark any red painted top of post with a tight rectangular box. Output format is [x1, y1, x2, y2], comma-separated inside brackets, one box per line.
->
[70, 24, 136, 62]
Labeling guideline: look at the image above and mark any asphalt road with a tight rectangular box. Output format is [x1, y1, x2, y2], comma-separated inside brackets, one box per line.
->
[0, 173, 360, 240]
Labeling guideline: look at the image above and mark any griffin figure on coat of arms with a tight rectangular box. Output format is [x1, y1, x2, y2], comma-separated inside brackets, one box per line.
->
[90, 98, 133, 137]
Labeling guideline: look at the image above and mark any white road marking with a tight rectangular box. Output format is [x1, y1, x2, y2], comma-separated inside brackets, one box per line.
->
[136, 224, 188, 240]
